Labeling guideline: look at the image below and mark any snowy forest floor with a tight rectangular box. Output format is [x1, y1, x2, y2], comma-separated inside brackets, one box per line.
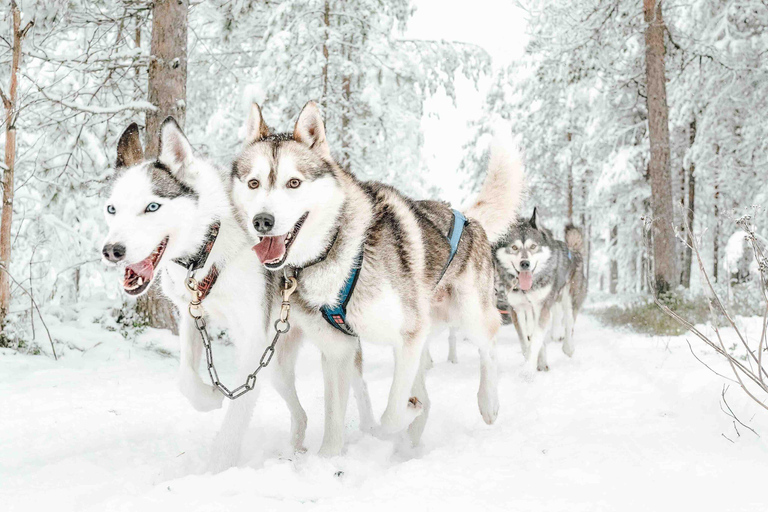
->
[2, 301, 768, 511]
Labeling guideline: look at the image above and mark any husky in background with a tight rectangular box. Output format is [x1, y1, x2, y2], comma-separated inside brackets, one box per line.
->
[230, 101, 524, 454]
[494, 209, 587, 374]
[100, 120, 371, 470]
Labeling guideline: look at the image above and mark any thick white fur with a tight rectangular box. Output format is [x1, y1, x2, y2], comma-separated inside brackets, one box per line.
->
[102, 124, 308, 472]
[465, 142, 526, 245]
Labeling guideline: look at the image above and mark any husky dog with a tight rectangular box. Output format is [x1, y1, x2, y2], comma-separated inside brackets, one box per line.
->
[101, 119, 373, 469]
[230, 101, 524, 455]
[494, 209, 587, 374]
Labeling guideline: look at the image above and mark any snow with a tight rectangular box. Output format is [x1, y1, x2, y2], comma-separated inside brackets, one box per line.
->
[2, 309, 767, 511]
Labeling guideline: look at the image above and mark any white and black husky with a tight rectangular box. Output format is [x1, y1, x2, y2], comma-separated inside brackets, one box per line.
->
[230, 101, 525, 454]
[101, 119, 371, 469]
[494, 209, 587, 375]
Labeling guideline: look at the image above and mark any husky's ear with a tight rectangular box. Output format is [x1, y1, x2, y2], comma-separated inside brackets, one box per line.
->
[244, 102, 270, 145]
[116, 123, 144, 168]
[529, 207, 543, 230]
[293, 101, 331, 159]
[158, 117, 194, 176]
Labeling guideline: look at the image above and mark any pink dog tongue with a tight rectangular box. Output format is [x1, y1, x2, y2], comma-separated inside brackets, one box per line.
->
[253, 235, 288, 264]
[518, 271, 533, 291]
[124, 257, 153, 288]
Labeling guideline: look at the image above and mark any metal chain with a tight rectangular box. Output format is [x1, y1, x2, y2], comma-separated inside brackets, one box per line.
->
[184, 265, 298, 400]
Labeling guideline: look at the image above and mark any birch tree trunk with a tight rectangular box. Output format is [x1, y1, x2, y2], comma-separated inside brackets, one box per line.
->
[0, 3, 28, 325]
[643, 0, 678, 294]
[136, 0, 189, 333]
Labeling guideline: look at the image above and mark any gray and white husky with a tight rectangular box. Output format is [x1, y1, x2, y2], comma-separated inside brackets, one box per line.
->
[494, 208, 587, 375]
[100, 119, 371, 469]
[230, 101, 525, 455]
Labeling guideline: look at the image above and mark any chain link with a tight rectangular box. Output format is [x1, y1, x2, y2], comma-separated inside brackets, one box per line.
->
[185, 265, 298, 400]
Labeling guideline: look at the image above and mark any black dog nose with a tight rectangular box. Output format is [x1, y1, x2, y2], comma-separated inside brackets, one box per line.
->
[102, 243, 126, 263]
[252, 213, 275, 234]
[520, 260, 531, 270]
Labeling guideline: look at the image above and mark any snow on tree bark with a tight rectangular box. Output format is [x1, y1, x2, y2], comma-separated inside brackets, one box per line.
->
[643, 0, 678, 294]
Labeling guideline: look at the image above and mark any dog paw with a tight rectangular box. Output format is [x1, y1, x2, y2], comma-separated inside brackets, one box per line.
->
[477, 387, 499, 425]
[376, 398, 423, 436]
[563, 344, 575, 358]
[180, 382, 224, 412]
[448, 354, 459, 364]
[537, 363, 550, 372]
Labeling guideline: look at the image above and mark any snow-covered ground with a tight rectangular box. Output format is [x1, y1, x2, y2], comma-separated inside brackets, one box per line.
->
[2, 306, 767, 511]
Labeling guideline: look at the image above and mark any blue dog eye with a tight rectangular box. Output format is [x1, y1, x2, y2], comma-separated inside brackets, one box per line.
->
[107, 205, 116, 214]
[145, 202, 161, 213]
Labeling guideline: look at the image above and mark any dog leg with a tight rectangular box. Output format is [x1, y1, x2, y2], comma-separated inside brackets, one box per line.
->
[517, 306, 534, 361]
[407, 347, 432, 446]
[350, 340, 376, 433]
[537, 339, 549, 371]
[318, 340, 357, 457]
[208, 335, 261, 473]
[270, 327, 308, 453]
[178, 315, 223, 412]
[378, 332, 427, 435]
[562, 294, 576, 358]
[477, 338, 500, 424]
[447, 327, 459, 364]
[523, 306, 550, 379]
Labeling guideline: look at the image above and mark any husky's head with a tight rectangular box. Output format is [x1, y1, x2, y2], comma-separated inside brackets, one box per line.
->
[101, 119, 204, 296]
[231, 101, 344, 270]
[495, 208, 552, 291]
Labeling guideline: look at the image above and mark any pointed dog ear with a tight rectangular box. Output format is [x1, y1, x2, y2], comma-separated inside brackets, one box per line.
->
[293, 101, 331, 159]
[158, 117, 194, 176]
[529, 207, 542, 230]
[244, 102, 270, 145]
[116, 123, 144, 168]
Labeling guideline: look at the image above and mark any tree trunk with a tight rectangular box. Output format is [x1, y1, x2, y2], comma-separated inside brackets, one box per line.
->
[136, 0, 189, 334]
[0, 3, 25, 326]
[643, 0, 678, 295]
[681, 118, 696, 288]
[610, 225, 618, 294]
[321, 0, 330, 118]
[566, 132, 573, 223]
[713, 167, 720, 284]
[340, 40, 351, 172]
[145, 0, 187, 156]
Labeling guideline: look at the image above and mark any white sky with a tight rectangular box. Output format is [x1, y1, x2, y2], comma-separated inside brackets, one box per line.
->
[404, 0, 529, 204]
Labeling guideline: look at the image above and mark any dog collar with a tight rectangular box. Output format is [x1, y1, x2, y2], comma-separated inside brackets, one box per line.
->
[173, 220, 221, 301]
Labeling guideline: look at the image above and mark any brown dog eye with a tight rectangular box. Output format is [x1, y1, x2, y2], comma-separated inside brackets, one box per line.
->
[248, 179, 260, 189]
[287, 178, 301, 189]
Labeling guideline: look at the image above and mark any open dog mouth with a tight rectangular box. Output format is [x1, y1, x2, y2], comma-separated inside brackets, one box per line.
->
[516, 263, 537, 291]
[252, 212, 309, 269]
[123, 237, 168, 295]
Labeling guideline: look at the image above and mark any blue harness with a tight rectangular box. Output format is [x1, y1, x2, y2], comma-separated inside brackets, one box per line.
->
[319, 209, 467, 337]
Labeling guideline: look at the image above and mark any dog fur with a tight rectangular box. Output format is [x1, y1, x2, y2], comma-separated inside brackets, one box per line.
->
[494, 209, 587, 375]
[230, 101, 525, 455]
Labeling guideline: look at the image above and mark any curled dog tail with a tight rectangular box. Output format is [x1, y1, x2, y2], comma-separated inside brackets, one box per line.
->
[565, 224, 584, 253]
[466, 142, 526, 245]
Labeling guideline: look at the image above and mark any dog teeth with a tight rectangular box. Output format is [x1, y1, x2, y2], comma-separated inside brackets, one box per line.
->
[137, 276, 144, 286]
[286, 232, 292, 240]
